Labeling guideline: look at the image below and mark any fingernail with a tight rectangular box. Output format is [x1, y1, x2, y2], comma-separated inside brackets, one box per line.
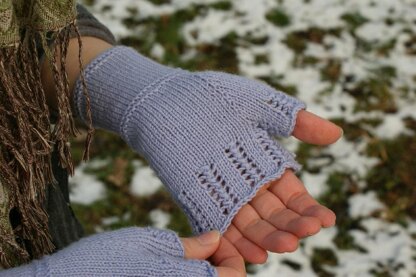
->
[197, 230, 220, 245]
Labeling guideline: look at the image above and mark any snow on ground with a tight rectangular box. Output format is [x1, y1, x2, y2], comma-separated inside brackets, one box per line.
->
[130, 160, 163, 196]
[149, 209, 172, 229]
[348, 191, 385, 218]
[301, 172, 328, 198]
[334, 219, 416, 276]
[69, 161, 107, 205]
[74, 0, 416, 275]
[251, 227, 338, 276]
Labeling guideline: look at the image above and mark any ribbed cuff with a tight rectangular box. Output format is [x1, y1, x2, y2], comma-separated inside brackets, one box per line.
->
[73, 46, 178, 133]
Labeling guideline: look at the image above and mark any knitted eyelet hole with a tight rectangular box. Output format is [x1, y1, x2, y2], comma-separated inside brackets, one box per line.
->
[179, 190, 211, 232]
[225, 141, 263, 188]
[266, 93, 291, 116]
[256, 131, 285, 168]
[196, 164, 237, 217]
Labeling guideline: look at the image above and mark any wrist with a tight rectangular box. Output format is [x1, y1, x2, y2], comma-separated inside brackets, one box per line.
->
[41, 36, 113, 114]
[73, 46, 179, 133]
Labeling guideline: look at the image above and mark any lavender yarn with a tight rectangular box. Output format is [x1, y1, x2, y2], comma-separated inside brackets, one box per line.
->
[2, 227, 216, 276]
[74, 46, 306, 234]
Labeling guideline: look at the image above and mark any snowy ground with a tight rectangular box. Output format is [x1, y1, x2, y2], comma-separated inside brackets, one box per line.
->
[70, 0, 416, 276]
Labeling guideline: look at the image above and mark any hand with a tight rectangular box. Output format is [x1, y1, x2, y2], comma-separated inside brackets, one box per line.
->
[215, 110, 342, 264]
[3, 227, 243, 277]
[75, 46, 338, 245]
[182, 233, 245, 277]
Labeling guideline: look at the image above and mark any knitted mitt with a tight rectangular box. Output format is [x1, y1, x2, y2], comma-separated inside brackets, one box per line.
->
[2, 227, 216, 276]
[74, 46, 305, 234]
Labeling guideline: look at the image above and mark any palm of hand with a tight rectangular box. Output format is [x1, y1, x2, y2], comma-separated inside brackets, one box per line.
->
[211, 110, 342, 273]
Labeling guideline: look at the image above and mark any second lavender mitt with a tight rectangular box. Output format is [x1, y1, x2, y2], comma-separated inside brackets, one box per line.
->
[74, 46, 306, 234]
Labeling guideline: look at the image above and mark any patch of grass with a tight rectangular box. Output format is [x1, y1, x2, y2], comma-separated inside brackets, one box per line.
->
[384, 17, 395, 26]
[208, 1, 232, 11]
[404, 35, 416, 55]
[148, 0, 171, 5]
[72, 188, 151, 235]
[311, 248, 338, 276]
[344, 78, 397, 113]
[297, 55, 321, 67]
[366, 134, 416, 222]
[71, 126, 191, 236]
[101, 5, 112, 13]
[355, 37, 396, 56]
[355, 37, 375, 53]
[185, 32, 239, 72]
[342, 65, 398, 113]
[73, 183, 187, 236]
[321, 59, 342, 83]
[259, 76, 298, 96]
[266, 8, 291, 27]
[403, 116, 416, 131]
[154, 11, 196, 61]
[330, 118, 382, 142]
[376, 39, 397, 56]
[126, 6, 139, 16]
[246, 35, 269, 45]
[284, 28, 342, 54]
[121, 8, 200, 64]
[371, 65, 397, 80]
[285, 32, 308, 54]
[369, 261, 406, 277]
[282, 259, 302, 271]
[318, 172, 366, 251]
[341, 12, 368, 30]
[254, 53, 269, 65]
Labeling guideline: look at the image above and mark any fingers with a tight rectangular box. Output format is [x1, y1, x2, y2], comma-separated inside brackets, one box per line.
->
[181, 231, 245, 277]
[223, 224, 268, 264]
[211, 237, 246, 277]
[181, 230, 221, 260]
[232, 204, 299, 253]
[268, 170, 336, 227]
[249, 189, 321, 238]
[293, 110, 343, 145]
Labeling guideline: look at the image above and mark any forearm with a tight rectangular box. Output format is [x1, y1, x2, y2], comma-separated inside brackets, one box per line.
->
[40, 36, 113, 114]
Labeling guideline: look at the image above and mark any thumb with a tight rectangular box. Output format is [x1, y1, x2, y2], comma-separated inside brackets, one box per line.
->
[181, 230, 221, 260]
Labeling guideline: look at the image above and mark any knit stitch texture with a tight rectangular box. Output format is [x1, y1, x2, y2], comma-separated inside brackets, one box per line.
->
[2, 227, 217, 276]
[74, 46, 306, 234]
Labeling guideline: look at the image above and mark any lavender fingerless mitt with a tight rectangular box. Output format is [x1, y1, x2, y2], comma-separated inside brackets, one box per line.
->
[74, 46, 305, 234]
[2, 228, 216, 277]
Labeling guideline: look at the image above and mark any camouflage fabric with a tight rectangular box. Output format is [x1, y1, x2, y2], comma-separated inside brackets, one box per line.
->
[0, 0, 93, 269]
[0, 0, 76, 46]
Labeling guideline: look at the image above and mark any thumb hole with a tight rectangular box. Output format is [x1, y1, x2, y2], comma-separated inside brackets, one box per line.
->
[181, 230, 221, 260]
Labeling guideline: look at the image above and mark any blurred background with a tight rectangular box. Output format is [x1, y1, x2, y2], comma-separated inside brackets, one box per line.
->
[70, 0, 416, 276]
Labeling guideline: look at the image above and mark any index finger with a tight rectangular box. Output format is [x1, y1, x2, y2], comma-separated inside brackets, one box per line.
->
[292, 110, 343, 145]
[211, 237, 246, 277]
